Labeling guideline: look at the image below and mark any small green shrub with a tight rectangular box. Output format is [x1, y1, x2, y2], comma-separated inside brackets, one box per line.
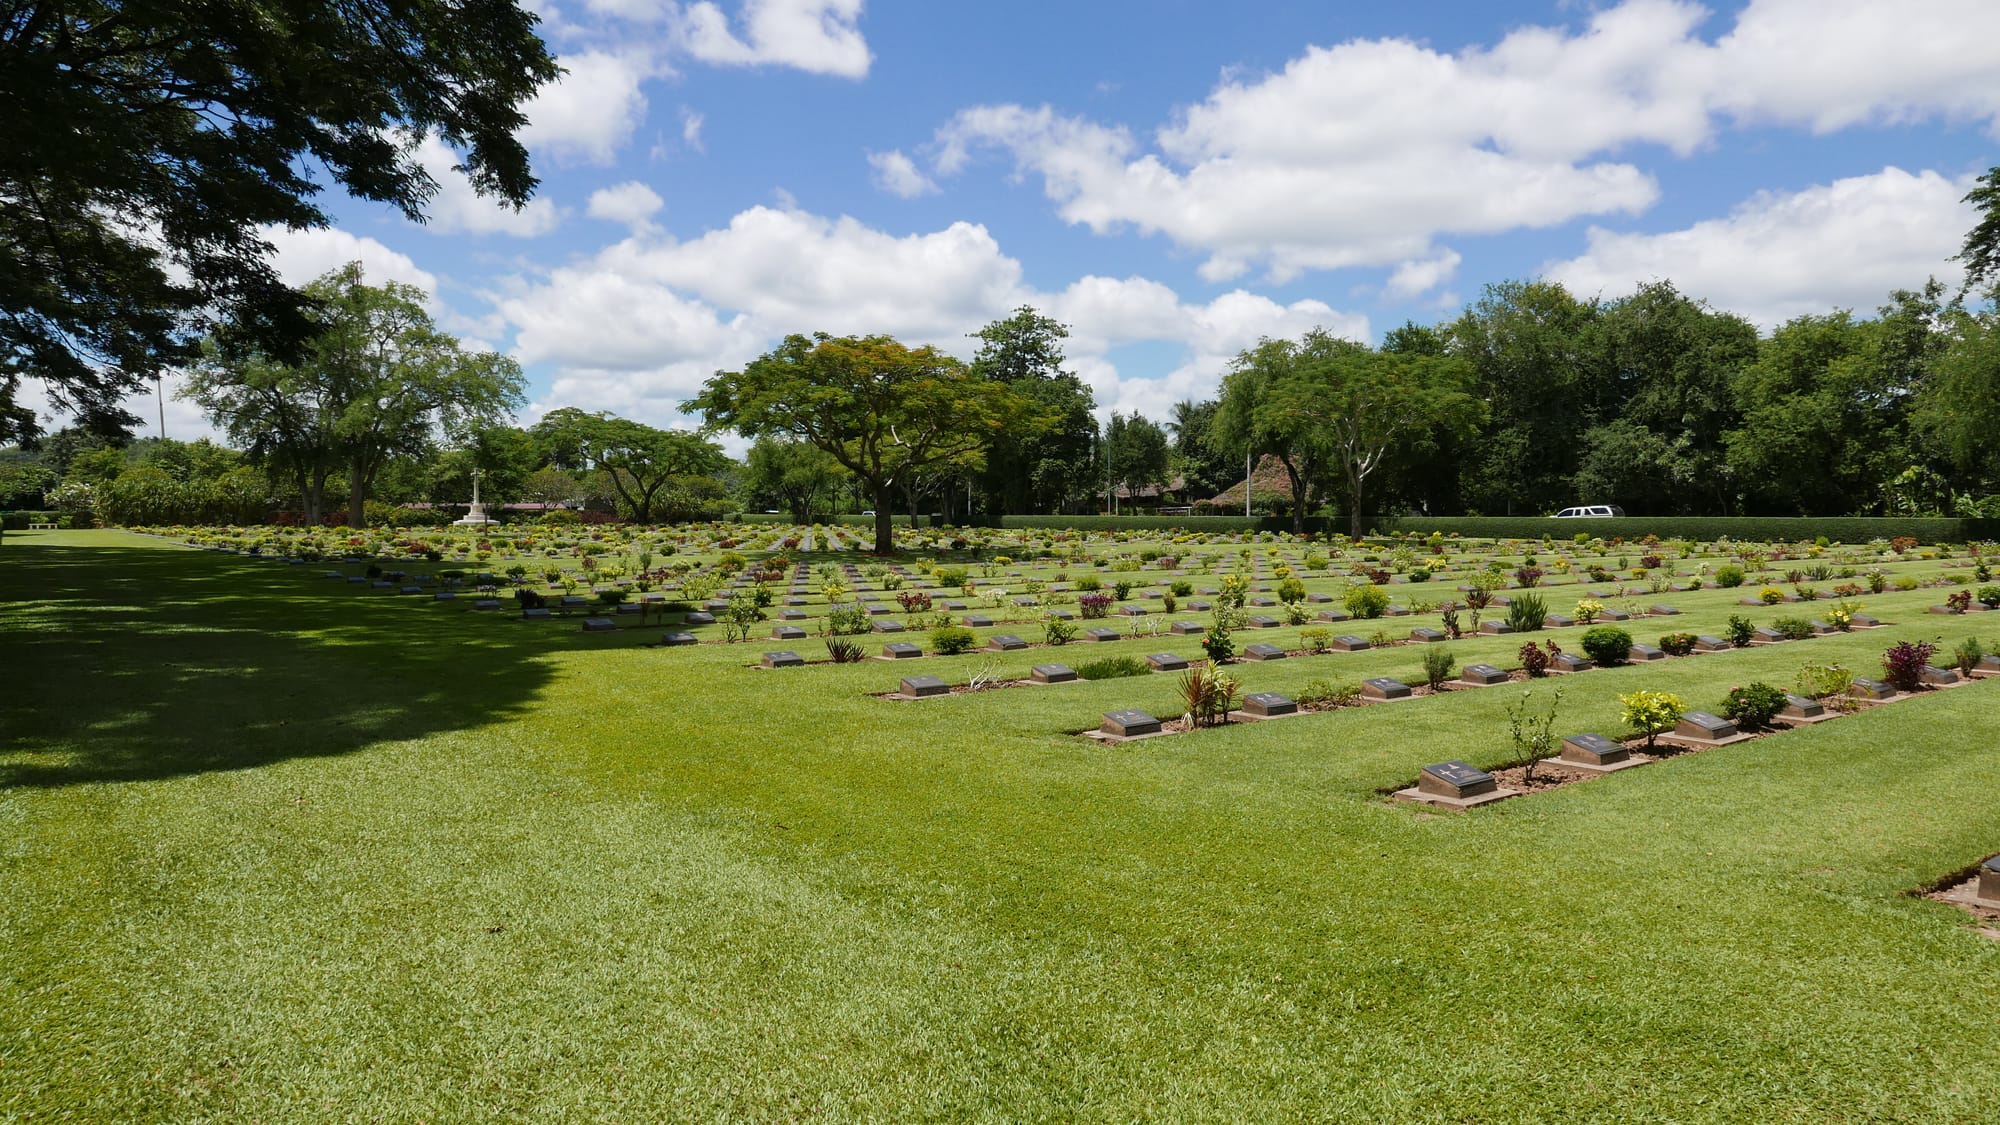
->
[1277, 577, 1308, 603]
[1075, 574, 1102, 592]
[1076, 656, 1152, 680]
[1772, 616, 1818, 641]
[1721, 682, 1787, 729]
[1726, 614, 1756, 647]
[1344, 583, 1390, 619]
[930, 625, 978, 655]
[1581, 626, 1634, 666]
[824, 603, 871, 636]
[1420, 647, 1456, 690]
[1715, 564, 1746, 588]
[1505, 592, 1547, 633]
[1658, 632, 1697, 657]
[1978, 585, 2000, 609]
[1042, 616, 1078, 646]
[1295, 679, 1361, 708]
[1299, 627, 1333, 653]
[1179, 665, 1242, 728]
[1620, 690, 1686, 752]
[1170, 579, 1194, 598]
[1952, 637, 1985, 676]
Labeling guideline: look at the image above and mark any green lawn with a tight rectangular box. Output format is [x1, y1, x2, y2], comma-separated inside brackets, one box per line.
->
[4, 530, 1999, 1121]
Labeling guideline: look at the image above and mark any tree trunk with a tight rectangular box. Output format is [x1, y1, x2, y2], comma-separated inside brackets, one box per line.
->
[349, 460, 367, 528]
[1348, 472, 1366, 540]
[873, 482, 894, 555]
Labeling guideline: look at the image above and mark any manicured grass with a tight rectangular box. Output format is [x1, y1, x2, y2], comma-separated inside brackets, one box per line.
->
[4, 530, 2000, 1120]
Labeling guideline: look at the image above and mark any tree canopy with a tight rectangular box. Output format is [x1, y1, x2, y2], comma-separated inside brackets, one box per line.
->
[528, 408, 728, 523]
[690, 333, 1047, 553]
[0, 0, 559, 443]
[185, 263, 525, 525]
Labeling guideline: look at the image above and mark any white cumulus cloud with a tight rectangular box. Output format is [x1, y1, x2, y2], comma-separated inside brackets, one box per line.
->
[866, 149, 937, 198]
[261, 227, 439, 294]
[681, 0, 871, 78]
[1544, 167, 1973, 329]
[416, 137, 564, 237]
[587, 181, 667, 232]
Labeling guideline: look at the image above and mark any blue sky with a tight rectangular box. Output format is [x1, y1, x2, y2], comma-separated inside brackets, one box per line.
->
[116, 0, 2000, 442]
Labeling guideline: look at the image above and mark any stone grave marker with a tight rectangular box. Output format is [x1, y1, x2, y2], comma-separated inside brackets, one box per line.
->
[1751, 626, 1785, 643]
[1170, 621, 1205, 635]
[1628, 643, 1665, 661]
[1362, 677, 1412, 700]
[684, 611, 716, 625]
[780, 609, 807, 621]
[347, 576, 369, 584]
[1674, 711, 1738, 741]
[1031, 663, 1078, 684]
[474, 599, 500, 610]
[1977, 856, 2000, 907]
[1242, 643, 1286, 661]
[1478, 620, 1514, 635]
[772, 625, 807, 641]
[1600, 608, 1631, 621]
[1559, 733, 1629, 768]
[1779, 694, 1825, 720]
[883, 642, 922, 659]
[1458, 664, 1508, 685]
[1047, 609, 1075, 620]
[964, 614, 995, 628]
[1331, 635, 1371, 651]
[1189, 600, 1213, 612]
[987, 634, 1028, 651]
[582, 618, 615, 632]
[1849, 677, 1894, 700]
[1383, 605, 1410, 617]
[1146, 652, 1189, 671]
[1545, 613, 1575, 628]
[661, 631, 697, 646]
[1921, 665, 1963, 686]
[1085, 627, 1121, 642]
[872, 619, 906, 633]
[1550, 652, 1592, 673]
[1308, 592, 1334, 603]
[900, 675, 948, 697]
[1418, 761, 1496, 799]
[370, 580, 394, 590]
[1693, 635, 1730, 652]
[1410, 627, 1445, 643]
[1317, 609, 1352, 622]
[1101, 710, 1161, 737]
[522, 607, 552, 619]
[1649, 605, 1680, 616]
[1850, 614, 1881, 627]
[762, 651, 804, 668]
[434, 591, 456, 601]
[616, 603, 643, 615]
[866, 605, 893, 616]
[1240, 691, 1298, 718]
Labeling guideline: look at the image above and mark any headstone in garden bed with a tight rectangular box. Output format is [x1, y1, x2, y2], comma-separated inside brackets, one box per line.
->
[1249, 596, 1276, 607]
[616, 603, 642, 615]
[1545, 614, 1575, 628]
[1927, 605, 1962, 615]
[661, 632, 697, 646]
[1978, 856, 2000, 907]
[684, 612, 716, 625]
[1242, 643, 1286, 661]
[1317, 609, 1351, 622]
[1550, 652, 1592, 673]
[780, 609, 806, 621]
[348, 576, 368, 584]
[944, 601, 968, 611]
[762, 651, 804, 668]
[1086, 627, 1121, 642]
[1849, 677, 1895, 700]
[1362, 677, 1412, 700]
[1780, 694, 1826, 720]
[1332, 635, 1371, 652]
[1628, 644, 1665, 661]
[1308, 592, 1334, 603]
[965, 615, 995, 628]
[1458, 664, 1508, 685]
[900, 675, 948, 697]
[787, 597, 808, 606]
[1751, 626, 1785, 644]
[867, 605, 893, 616]
[1559, 733, 1630, 768]
[1240, 692, 1298, 718]
[1146, 652, 1189, 671]
[370, 581, 394, 590]
[1119, 606, 1147, 616]
[1406, 761, 1508, 808]
[1047, 609, 1075, 620]
[1976, 654, 2000, 677]
[1189, 600, 1213, 611]
[1170, 621, 1205, 635]
[1649, 605, 1680, 616]
[522, 607, 552, 619]
[1851, 614, 1881, 627]
[1383, 605, 1410, 617]
[704, 600, 730, 613]
[1031, 663, 1078, 684]
[1693, 635, 1730, 652]
[871, 619, 906, 633]
[562, 595, 588, 608]
[1411, 627, 1445, 643]
[1246, 615, 1280, 629]
[1673, 711, 1739, 741]
[1921, 665, 1963, 686]
[987, 635, 1028, 651]
[582, 618, 615, 632]
[474, 599, 500, 610]
[434, 592, 456, 601]
[1478, 620, 1514, 635]
[772, 625, 807, 641]
[883, 642, 922, 659]
[1601, 608, 1631, 621]
[1101, 710, 1162, 737]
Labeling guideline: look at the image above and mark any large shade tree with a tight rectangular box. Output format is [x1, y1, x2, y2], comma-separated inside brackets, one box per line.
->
[690, 333, 1046, 554]
[527, 408, 727, 523]
[186, 263, 525, 525]
[968, 307, 1098, 515]
[743, 437, 846, 524]
[1214, 330, 1368, 532]
[0, 0, 558, 444]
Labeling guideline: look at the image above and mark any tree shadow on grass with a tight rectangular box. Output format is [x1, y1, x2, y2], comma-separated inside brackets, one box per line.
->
[0, 541, 605, 788]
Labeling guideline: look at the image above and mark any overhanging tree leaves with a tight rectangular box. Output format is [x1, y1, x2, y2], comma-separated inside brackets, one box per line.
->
[690, 333, 1046, 554]
[0, 0, 559, 443]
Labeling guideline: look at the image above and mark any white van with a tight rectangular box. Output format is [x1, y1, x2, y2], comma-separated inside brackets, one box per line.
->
[1554, 505, 1625, 518]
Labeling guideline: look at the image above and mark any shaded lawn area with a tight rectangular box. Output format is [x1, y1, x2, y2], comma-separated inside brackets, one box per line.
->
[3, 530, 1999, 1122]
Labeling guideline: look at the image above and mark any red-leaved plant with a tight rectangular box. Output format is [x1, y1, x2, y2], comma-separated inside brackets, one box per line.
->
[1881, 639, 1937, 693]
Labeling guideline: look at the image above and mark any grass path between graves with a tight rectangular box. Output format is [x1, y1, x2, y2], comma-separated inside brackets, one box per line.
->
[4, 529, 2000, 1122]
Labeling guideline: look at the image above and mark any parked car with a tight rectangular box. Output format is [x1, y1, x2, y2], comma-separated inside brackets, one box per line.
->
[1554, 505, 1625, 518]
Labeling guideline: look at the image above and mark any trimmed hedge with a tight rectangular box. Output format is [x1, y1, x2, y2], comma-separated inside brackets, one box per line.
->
[1368, 515, 2000, 545]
